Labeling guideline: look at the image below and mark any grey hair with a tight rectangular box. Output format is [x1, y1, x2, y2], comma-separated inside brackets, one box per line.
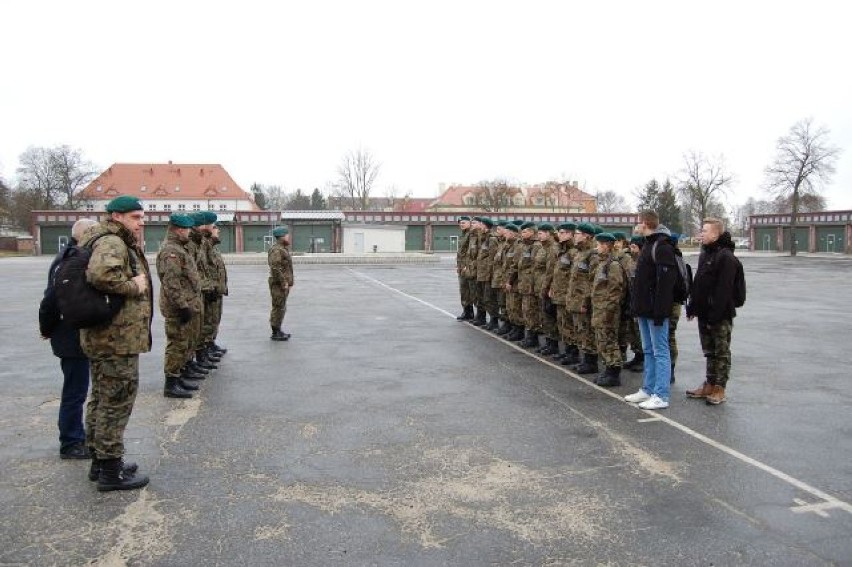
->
[71, 218, 98, 241]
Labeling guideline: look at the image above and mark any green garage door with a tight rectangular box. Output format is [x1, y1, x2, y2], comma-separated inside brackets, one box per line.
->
[405, 225, 425, 251]
[782, 227, 810, 252]
[243, 225, 276, 253]
[292, 224, 333, 253]
[143, 225, 168, 253]
[754, 228, 777, 251]
[216, 224, 236, 253]
[432, 225, 461, 251]
[40, 225, 73, 255]
[815, 226, 845, 253]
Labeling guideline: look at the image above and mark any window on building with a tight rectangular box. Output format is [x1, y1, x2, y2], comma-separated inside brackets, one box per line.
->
[463, 194, 475, 206]
[174, 186, 180, 192]
[192, 204, 201, 211]
[176, 204, 185, 211]
[513, 195, 525, 206]
[148, 204, 156, 211]
[208, 203, 215, 211]
[96, 185, 103, 193]
[85, 204, 94, 212]
[163, 204, 172, 212]
[219, 204, 227, 211]
[140, 185, 147, 192]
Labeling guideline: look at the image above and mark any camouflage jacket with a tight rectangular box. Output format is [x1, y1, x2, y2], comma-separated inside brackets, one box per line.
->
[503, 239, 522, 289]
[591, 252, 626, 312]
[475, 232, 499, 283]
[490, 237, 508, 288]
[464, 231, 481, 278]
[550, 240, 576, 305]
[566, 240, 598, 312]
[209, 239, 229, 296]
[156, 231, 202, 318]
[268, 243, 294, 285]
[533, 238, 557, 296]
[615, 249, 636, 278]
[188, 230, 214, 293]
[516, 239, 539, 296]
[457, 229, 471, 272]
[80, 220, 153, 356]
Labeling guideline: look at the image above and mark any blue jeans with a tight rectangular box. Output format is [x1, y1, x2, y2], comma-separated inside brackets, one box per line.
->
[638, 317, 671, 401]
[58, 358, 90, 450]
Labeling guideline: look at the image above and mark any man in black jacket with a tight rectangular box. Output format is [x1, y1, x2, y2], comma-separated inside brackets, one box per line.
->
[686, 218, 738, 405]
[38, 218, 97, 459]
[624, 211, 678, 410]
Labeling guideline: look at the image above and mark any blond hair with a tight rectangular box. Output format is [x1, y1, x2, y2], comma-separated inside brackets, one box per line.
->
[703, 217, 725, 234]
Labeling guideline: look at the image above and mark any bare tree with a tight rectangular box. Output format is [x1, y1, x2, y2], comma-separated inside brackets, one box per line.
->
[336, 148, 380, 211]
[595, 190, 628, 213]
[16, 145, 96, 210]
[474, 179, 514, 212]
[764, 118, 840, 256]
[678, 151, 734, 236]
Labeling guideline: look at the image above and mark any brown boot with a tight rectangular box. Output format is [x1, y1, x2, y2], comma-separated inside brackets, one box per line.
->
[706, 385, 727, 405]
[686, 381, 713, 399]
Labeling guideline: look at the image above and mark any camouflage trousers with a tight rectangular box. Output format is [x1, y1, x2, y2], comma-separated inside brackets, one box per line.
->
[619, 317, 642, 354]
[571, 310, 595, 354]
[506, 291, 522, 325]
[540, 298, 558, 339]
[85, 355, 139, 459]
[463, 276, 479, 308]
[165, 316, 194, 376]
[592, 306, 623, 368]
[458, 274, 473, 308]
[478, 280, 497, 316]
[493, 287, 506, 318]
[521, 294, 541, 331]
[202, 296, 222, 344]
[699, 318, 733, 387]
[555, 304, 575, 346]
[669, 303, 682, 368]
[269, 280, 290, 327]
[188, 303, 203, 359]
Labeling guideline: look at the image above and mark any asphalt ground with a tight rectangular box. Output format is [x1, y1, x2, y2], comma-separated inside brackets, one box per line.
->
[0, 253, 850, 566]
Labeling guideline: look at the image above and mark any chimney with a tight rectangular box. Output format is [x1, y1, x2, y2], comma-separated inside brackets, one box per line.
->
[200, 168, 205, 177]
[168, 160, 173, 165]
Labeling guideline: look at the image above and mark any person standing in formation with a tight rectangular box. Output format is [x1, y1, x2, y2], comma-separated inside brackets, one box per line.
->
[590, 233, 626, 387]
[268, 226, 294, 341]
[473, 218, 499, 328]
[550, 222, 578, 365]
[455, 216, 474, 321]
[532, 223, 558, 355]
[567, 223, 600, 374]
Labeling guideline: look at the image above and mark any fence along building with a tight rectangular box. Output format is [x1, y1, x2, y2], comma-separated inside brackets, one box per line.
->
[749, 210, 852, 253]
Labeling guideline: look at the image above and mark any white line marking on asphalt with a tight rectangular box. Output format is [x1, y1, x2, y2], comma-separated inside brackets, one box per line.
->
[791, 498, 839, 518]
[348, 268, 852, 519]
[637, 417, 663, 423]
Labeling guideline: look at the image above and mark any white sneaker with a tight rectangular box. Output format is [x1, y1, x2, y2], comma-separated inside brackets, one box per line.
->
[638, 395, 669, 410]
[624, 390, 651, 403]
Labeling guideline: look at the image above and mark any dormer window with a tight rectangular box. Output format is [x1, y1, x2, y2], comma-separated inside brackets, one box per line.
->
[220, 186, 228, 193]
[96, 185, 103, 192]
[174, 186, 180, 192]
[140, 185, 147, 192]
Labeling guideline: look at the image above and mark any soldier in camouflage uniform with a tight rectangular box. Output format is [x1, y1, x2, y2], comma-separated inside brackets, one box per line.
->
[515, 222, 540, 348]
[489, 221, 509, 334]
[156, 213, 202, 399]
[208, 223, 229, 356]
[591, 233, 627, 387]
[198, 212, 224, 367]
[186, 213, 216, 375]
[268, 226, 294, 341]
[533, 223, 559, 355]
[567, 222, 599, 374]
[80, 195, 151, 491]
[463, 217, 483, 323]
[550, 222, 578, 364]
[612, 232, 639, 367]
[473, 218, 499, 328]
[622, 235, 644, 371]
[455, 216, 474, 321]
[502, 223, 525, 341]
[668, 233, 685, 384]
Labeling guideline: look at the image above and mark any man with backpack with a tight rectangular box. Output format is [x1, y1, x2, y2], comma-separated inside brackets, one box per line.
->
[624, 211, 678, 410]
[686, 218, 742, 405]
[80, 195, 152, 491]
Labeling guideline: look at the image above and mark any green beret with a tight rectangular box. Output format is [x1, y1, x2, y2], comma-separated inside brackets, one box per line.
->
[537, 222, 555, 232]
[496, 220, 509, 227]
[504, 224, 519, 233]
[630, 235, 644, 246]
[472, 216, 483, 222]
[457, 215, 471, 222]
[189, 211, 206, 226]
[513, 219, 525, 225]
[595, 232, 616, 243]
[272, 227, 289, 238]
[612, 231, 628, 241]
[203, 211, 218, 225]
[105, 195, 143, 213]
[557, 222, 577, 232]
[169, 213, 195, 228]
[480, 217, 494, 228]
[520, 221, 537, 231]
[592, 225, 604, 235]
[577, 222, 596, 235]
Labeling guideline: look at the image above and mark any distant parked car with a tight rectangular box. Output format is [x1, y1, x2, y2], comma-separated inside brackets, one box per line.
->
[736, 238, 750, 249]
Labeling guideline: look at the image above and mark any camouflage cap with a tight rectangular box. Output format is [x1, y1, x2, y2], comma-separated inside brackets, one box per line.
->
[106, 195, 143, 213]
[168, 213, 195, 228]
[272, 227, 289, 238]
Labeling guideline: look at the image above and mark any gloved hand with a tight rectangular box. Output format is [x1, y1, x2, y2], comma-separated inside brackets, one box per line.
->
[177, 307, 192, 325]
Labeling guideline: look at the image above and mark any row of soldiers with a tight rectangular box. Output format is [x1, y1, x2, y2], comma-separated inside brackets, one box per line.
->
[456, 216, 683, 387]
[155, 211, 229, 398]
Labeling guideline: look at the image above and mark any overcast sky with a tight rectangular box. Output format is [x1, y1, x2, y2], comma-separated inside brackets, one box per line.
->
[2, 0, 850, 210]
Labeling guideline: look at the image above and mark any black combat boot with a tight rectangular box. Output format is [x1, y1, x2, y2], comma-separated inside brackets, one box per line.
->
[182, 363, 207, 381]
[495, 320, 511, 335]
[97, 458, 149, 492]
[561, 345, 580, 365]
[270, 326, 289, 341]
[89, 457, 138, 482]
[195, 349, 218, 369]
[574, 353, 599, 374]
[456, 305, 474, 321]
[624, 352, 644, 372]
[508, 325, 524, 341]
[164, 376, 193, 398]
[178, 377, 199, 391]
[521, 331, 539, 348]
[205, 345, 223, 362]
[540, 338, 558, 356]
[471, 309, 487, 327]
[595, 366, 622, 387]
[485, 315, 500, 332]
[188, 360, 209, 376]
[211, 342, 227, 355]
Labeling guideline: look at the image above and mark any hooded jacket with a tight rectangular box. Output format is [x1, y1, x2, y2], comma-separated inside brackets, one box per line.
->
[686, 231, 738, 324]
[38, 240, 86, 359]
[631, 226, 677, 324]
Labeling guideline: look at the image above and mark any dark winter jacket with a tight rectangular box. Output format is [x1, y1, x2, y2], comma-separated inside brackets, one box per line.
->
[686, 231, 738, 324]
[631, 227, 677, 324]
[38, 241, 87, 359]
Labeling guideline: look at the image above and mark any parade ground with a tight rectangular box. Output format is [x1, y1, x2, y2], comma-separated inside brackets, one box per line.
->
[1, 253, 851, 566]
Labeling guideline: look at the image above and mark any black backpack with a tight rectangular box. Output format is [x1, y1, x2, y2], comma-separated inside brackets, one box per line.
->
[721, 249, 747, 308]
[652, 241, 693, 304]
[53, 233, 137, 329]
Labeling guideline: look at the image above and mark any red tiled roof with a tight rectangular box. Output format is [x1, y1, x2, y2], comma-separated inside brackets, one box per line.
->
[79, 162, 256, 205]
